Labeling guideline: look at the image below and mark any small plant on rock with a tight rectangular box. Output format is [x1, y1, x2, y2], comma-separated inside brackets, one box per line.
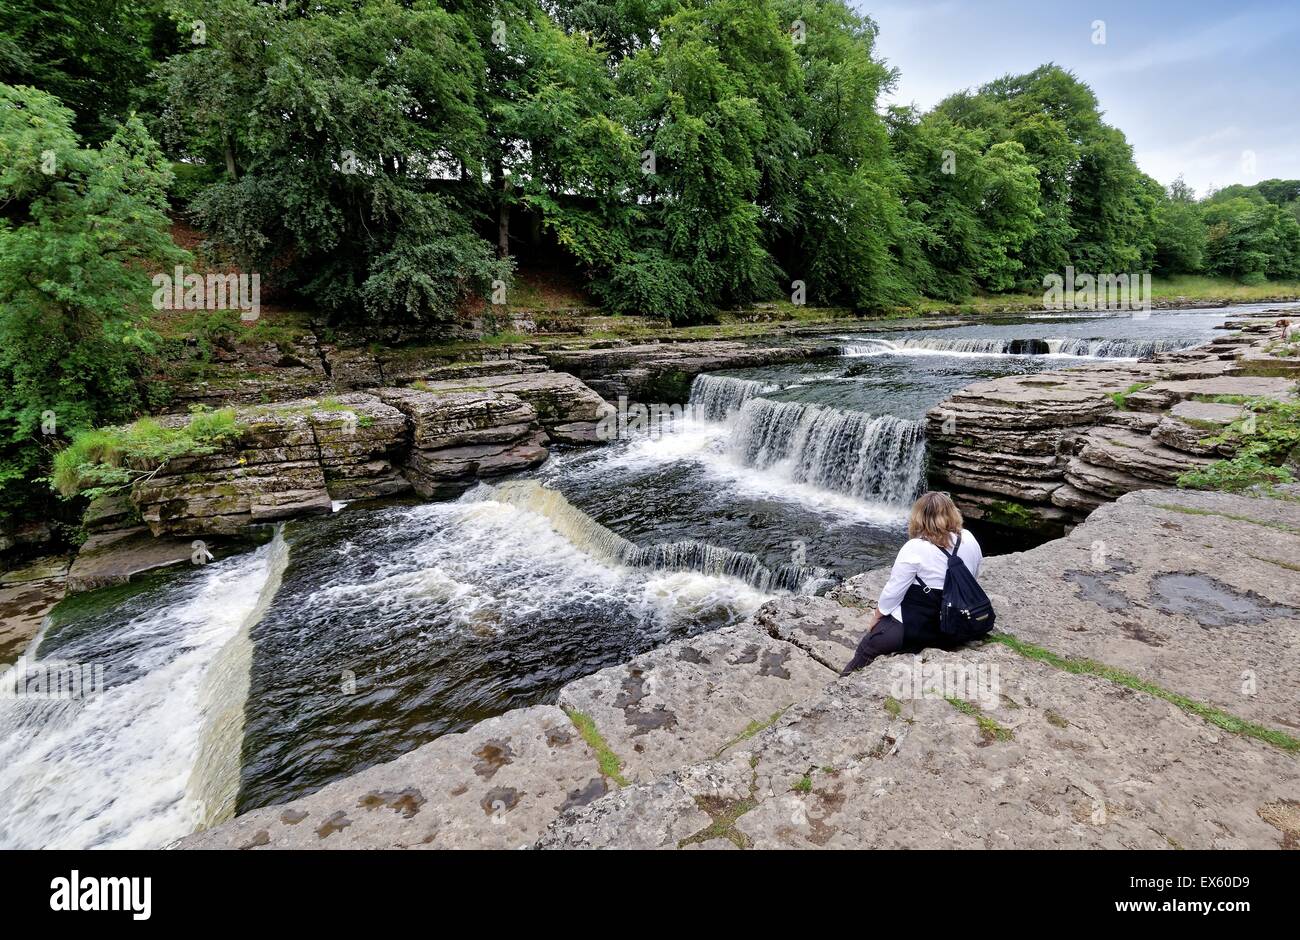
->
[51, 406, 243, 501]
[1178, 396, 1300, 492]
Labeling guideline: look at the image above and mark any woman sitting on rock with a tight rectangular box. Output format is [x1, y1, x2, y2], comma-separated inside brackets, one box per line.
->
[841, 491, 985, 675]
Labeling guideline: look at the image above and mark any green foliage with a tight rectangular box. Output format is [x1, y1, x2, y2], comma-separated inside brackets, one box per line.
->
[564, 708, 629, 786]
[1152, 177, 1207, 274]
[0, 83, 183, 528]
[944, 695, 1013, 743]
[1177, 398, 1300, 492]
[0, 0, 179, 143]
[157, 0, 504, 332]
[1108, 382, 1151, 410]
[51, 406, 241, 500]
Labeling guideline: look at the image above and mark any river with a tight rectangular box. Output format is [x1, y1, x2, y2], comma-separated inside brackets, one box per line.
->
[0, 304, 1280, 848]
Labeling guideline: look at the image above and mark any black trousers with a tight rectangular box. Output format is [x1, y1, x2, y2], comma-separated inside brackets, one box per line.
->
[841, 582, 955, 676]
[840, 614, 906, 675]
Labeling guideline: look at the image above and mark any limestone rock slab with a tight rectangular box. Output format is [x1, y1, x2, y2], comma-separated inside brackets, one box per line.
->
[556, 623, 836, 784]
[541, 645, 1300, 849]
[178, 705, 604, 850]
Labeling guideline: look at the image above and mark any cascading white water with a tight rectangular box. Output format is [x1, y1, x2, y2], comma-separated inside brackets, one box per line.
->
[687, 374, 774, 422]
[1053, 337, 1198, 358]
[728, 398, 927, 506]
[630, 540, 833, 594]
[842, 336, 1200, 359]
[478, 480, 830, 593]
[186, 527, 291, 829]
[0, 533, 286, 849]
[841, 337, 1046, 355]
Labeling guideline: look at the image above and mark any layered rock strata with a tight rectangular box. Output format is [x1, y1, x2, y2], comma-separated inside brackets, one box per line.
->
[541, 340, 840, 401]
[926, 319, 1300, 528]
[119, 373, 611, 541]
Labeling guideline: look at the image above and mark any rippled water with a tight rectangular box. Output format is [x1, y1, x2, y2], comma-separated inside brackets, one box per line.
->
[3, 305, 1276, 846]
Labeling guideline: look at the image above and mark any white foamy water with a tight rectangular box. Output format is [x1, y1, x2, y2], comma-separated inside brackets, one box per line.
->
[0, 536, 285, 849]
[839, 335, 1200, 360]
[303, 492, 775, 641]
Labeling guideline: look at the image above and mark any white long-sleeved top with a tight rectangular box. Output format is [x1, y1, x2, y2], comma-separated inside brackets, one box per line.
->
[877, 530, 983, 626]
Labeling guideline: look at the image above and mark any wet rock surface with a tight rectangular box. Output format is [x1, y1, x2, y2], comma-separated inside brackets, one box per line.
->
[178, 705, 603, 849]
[0, 557, 69, 666]
[926, 318, 1299, 527]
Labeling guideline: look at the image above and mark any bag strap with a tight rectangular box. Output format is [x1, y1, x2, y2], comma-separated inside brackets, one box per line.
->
[937, 531, 962, 558]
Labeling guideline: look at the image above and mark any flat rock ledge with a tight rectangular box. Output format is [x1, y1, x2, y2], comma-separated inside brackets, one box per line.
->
[89, 371, 611, 548]
[183, 487, 1300, 850]
[178, 623, 838, 849]
[0, 557, 69, 666]
[926, 317, 1300, 528]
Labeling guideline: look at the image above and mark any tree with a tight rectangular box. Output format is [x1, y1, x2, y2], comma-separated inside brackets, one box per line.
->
[769, 0, 920, 310]
[931, 65, 1155, 281]
[1152, 176, 1206, 274]
[0, 0, 178, 144]
[891, 110, 1041, 299]
[1203, 197, 1285, 281]
[157, 0, 504, 333]
[0, 83, 183, 528]
[487, 4, 639, 270]
[595, 0, 787, 321]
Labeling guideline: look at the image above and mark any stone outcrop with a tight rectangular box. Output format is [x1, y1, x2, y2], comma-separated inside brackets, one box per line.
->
[120, 371, 611, 541]
[133, 393, 409, 537]
[183, 486, 1300, 850]
[328, 345, 550, 391]
[177, 705, 605, 850]
[0, 557, 68, 666]
[537, 642, 1298, 849]
[926, 318, 1300, 528]
[179, 621, 839, 849]
[409, 371, 615, 444]
[373, 386, 548, 498]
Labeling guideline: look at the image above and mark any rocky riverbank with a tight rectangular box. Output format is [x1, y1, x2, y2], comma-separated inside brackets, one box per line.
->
[59, 332, 867, 591]
[180, 484, 1300, 850]
[926, 314, 1300, 530]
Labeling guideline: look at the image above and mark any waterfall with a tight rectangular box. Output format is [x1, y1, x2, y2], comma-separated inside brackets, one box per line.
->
[477, 481, 830, 594]
[0, 536, 287, 849]
[185, 525, 291, 829]
[687, 374, 773, 422]
[843, 336, 1199, 359]
[476, 479, 638, 563]
[840, 338, 899, 356]
[1054, 337, 1199, 358]
[729, 398, 926, 506]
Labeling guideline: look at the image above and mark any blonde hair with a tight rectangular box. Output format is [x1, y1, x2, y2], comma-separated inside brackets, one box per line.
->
[908, 491, 963, 548]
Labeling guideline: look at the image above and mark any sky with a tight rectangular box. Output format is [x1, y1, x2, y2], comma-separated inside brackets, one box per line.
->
[861, 0, 1300, 197]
